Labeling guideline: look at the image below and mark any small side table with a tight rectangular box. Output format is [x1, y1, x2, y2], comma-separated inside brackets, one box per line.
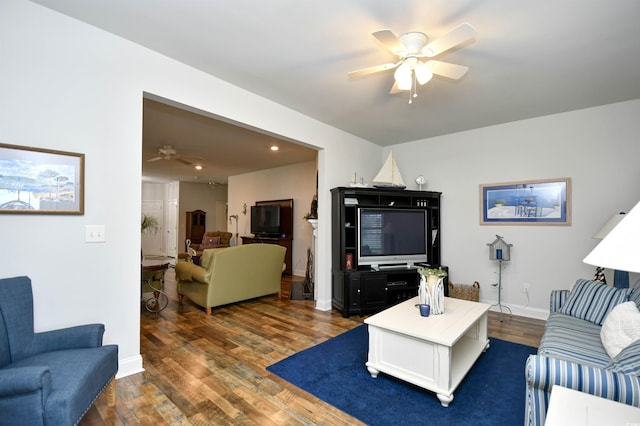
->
[545, 385, 640, 425]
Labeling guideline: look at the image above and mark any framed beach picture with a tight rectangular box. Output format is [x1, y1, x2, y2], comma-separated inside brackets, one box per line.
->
[0, 143, 84, 214]
[480, 178, 571, 225]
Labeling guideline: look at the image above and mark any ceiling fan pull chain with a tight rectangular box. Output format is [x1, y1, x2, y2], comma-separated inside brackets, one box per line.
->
[408, 72, 417, 104]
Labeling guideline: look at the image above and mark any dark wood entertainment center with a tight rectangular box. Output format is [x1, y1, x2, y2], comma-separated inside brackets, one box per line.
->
[241, 199, 293, 275]
[331, 187, 442, 317]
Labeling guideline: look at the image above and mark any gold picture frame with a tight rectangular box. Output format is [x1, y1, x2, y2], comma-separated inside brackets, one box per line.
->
[0, 143, 84, 214]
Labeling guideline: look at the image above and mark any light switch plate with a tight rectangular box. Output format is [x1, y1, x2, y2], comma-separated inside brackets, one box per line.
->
[85, 225, 106, 243]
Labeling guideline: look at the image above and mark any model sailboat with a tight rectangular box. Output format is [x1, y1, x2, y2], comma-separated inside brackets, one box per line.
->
[372, 150, 406, 189]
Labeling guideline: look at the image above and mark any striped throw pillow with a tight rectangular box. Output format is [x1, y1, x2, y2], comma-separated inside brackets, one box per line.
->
[607, 338, 640, 375]
[630, 286, 640, 310]
[558, 279, 631, 325]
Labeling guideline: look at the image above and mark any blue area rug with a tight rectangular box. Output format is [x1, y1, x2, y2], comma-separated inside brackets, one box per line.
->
[267, 324, 536, 425]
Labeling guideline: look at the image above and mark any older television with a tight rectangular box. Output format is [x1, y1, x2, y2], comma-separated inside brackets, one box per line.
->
[251, 205, 281, 236]
[357, 207, 428, 268]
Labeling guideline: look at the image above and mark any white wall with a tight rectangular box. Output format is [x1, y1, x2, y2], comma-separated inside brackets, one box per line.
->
[229, 160, 317, 277]
[8, 1, 632, 379]
[391, 100, 640, 318]
[178, 181, 228, 248]
[0, 0, 380, 377]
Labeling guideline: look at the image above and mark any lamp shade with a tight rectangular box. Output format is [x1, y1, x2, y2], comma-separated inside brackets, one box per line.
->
[593, 211, 626, 239]
[583, 201, 640, 273]
[414, 62, 433, 85]
[394, 62, 412, 91]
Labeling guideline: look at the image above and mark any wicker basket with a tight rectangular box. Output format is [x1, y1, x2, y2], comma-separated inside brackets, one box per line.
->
[448, 281, 480, 302]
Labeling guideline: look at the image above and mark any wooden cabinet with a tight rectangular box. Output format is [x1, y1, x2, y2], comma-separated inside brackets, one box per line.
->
[242, 199, 294, 275]
[331, 187, 442, 317]
[334, 269, 421, 317]
[186, 210, 206, 245]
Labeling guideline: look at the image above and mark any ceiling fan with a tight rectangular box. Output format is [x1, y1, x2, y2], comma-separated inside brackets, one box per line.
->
[147, 145, 200, 166]
[207, 181, 228, 188]
[348, 23, 476, 101]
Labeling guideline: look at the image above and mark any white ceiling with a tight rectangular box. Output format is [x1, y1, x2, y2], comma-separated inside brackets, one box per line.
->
[32, 0, 640, 182]
[142, 97, 318, 184]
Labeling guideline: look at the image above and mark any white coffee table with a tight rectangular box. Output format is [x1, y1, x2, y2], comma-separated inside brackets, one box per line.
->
[545, 385, 640, 425]
[364, 296, 490, 407]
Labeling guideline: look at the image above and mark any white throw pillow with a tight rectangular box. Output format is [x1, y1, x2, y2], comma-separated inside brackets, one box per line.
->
[600, 301, 640, 358]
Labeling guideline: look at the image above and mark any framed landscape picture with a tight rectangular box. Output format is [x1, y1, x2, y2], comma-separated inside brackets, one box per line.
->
[0, 143, 84, 214]
[480, 178, 571, 225]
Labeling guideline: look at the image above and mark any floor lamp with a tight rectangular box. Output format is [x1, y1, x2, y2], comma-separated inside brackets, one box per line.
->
[229, 214, 239, 246]
[592, 211, 628, 288]
[584, 202, 640, 285]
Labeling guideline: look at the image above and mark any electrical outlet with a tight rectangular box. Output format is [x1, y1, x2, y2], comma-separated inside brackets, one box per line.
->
[522, 282, 530, 292]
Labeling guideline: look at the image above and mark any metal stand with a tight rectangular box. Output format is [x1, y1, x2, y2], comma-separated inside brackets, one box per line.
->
[141, 261, 170, 314]
[144, 279, 169, 313]
[491, 259, 512, 322]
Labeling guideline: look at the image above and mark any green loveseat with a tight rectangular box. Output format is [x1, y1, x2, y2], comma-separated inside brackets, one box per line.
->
[175, 243, 286, 314]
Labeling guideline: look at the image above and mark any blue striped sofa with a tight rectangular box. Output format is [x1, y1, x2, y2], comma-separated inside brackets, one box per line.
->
[525, 278, 640, 425]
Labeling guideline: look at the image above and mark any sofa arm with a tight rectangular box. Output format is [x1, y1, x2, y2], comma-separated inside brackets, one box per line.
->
[175, 261, 207, 283]
[549, 290, 569, 313]
[0, 367, 51, 425]
[0, 366, 51, 397]
[33, 323, 105, 353]
[525, 354, 640, 426]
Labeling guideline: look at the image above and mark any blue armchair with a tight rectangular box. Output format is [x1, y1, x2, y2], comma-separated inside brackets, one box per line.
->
[0, 276, 118, 425]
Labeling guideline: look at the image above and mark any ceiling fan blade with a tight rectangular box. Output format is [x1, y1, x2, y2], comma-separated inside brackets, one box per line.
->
[373, 29, 405, 55]
[426, 60, 469, 80]
[175, 157, 192, 165]
[348, 62, 399, 78]
[389, 80, 405, 94]
[422, 22, 476, 57]
[147, 156, 163, 162]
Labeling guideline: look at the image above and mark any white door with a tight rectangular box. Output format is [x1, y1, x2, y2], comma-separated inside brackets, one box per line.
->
[142, 200, 163, 256]
[166, 199, 178, 259]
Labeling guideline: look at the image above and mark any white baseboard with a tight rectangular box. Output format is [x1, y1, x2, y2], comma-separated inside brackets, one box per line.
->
[116, 354, 144, 379]
[480, 298, 549, 321]
[315, 298, 332, 311]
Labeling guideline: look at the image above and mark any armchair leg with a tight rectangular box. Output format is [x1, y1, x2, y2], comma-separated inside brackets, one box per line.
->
[205, 307, 212, 315]
[105, 377, 116, 406]
[178, 294, 184, 303]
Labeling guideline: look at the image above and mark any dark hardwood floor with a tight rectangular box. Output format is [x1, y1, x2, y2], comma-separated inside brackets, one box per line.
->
[81, 269, 545, 425]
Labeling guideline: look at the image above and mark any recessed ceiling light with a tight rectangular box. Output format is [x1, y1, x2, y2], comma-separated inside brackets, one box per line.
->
[270, 145, 279, 151]
[195, 165, 203, 170]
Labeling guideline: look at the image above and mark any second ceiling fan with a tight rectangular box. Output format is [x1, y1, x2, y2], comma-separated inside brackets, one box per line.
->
[348, 23, 476, 100]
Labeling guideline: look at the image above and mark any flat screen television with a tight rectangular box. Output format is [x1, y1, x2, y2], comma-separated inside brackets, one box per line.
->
[251, 205, 281, 236]
[357, 207, 428, 268]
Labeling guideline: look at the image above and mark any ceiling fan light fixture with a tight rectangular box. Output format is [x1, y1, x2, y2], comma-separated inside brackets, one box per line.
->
[397, 77, 412, 91]
[394, 62, 412, 90]
[414, 62, 433, 85]
[349, 22, 476, 99]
